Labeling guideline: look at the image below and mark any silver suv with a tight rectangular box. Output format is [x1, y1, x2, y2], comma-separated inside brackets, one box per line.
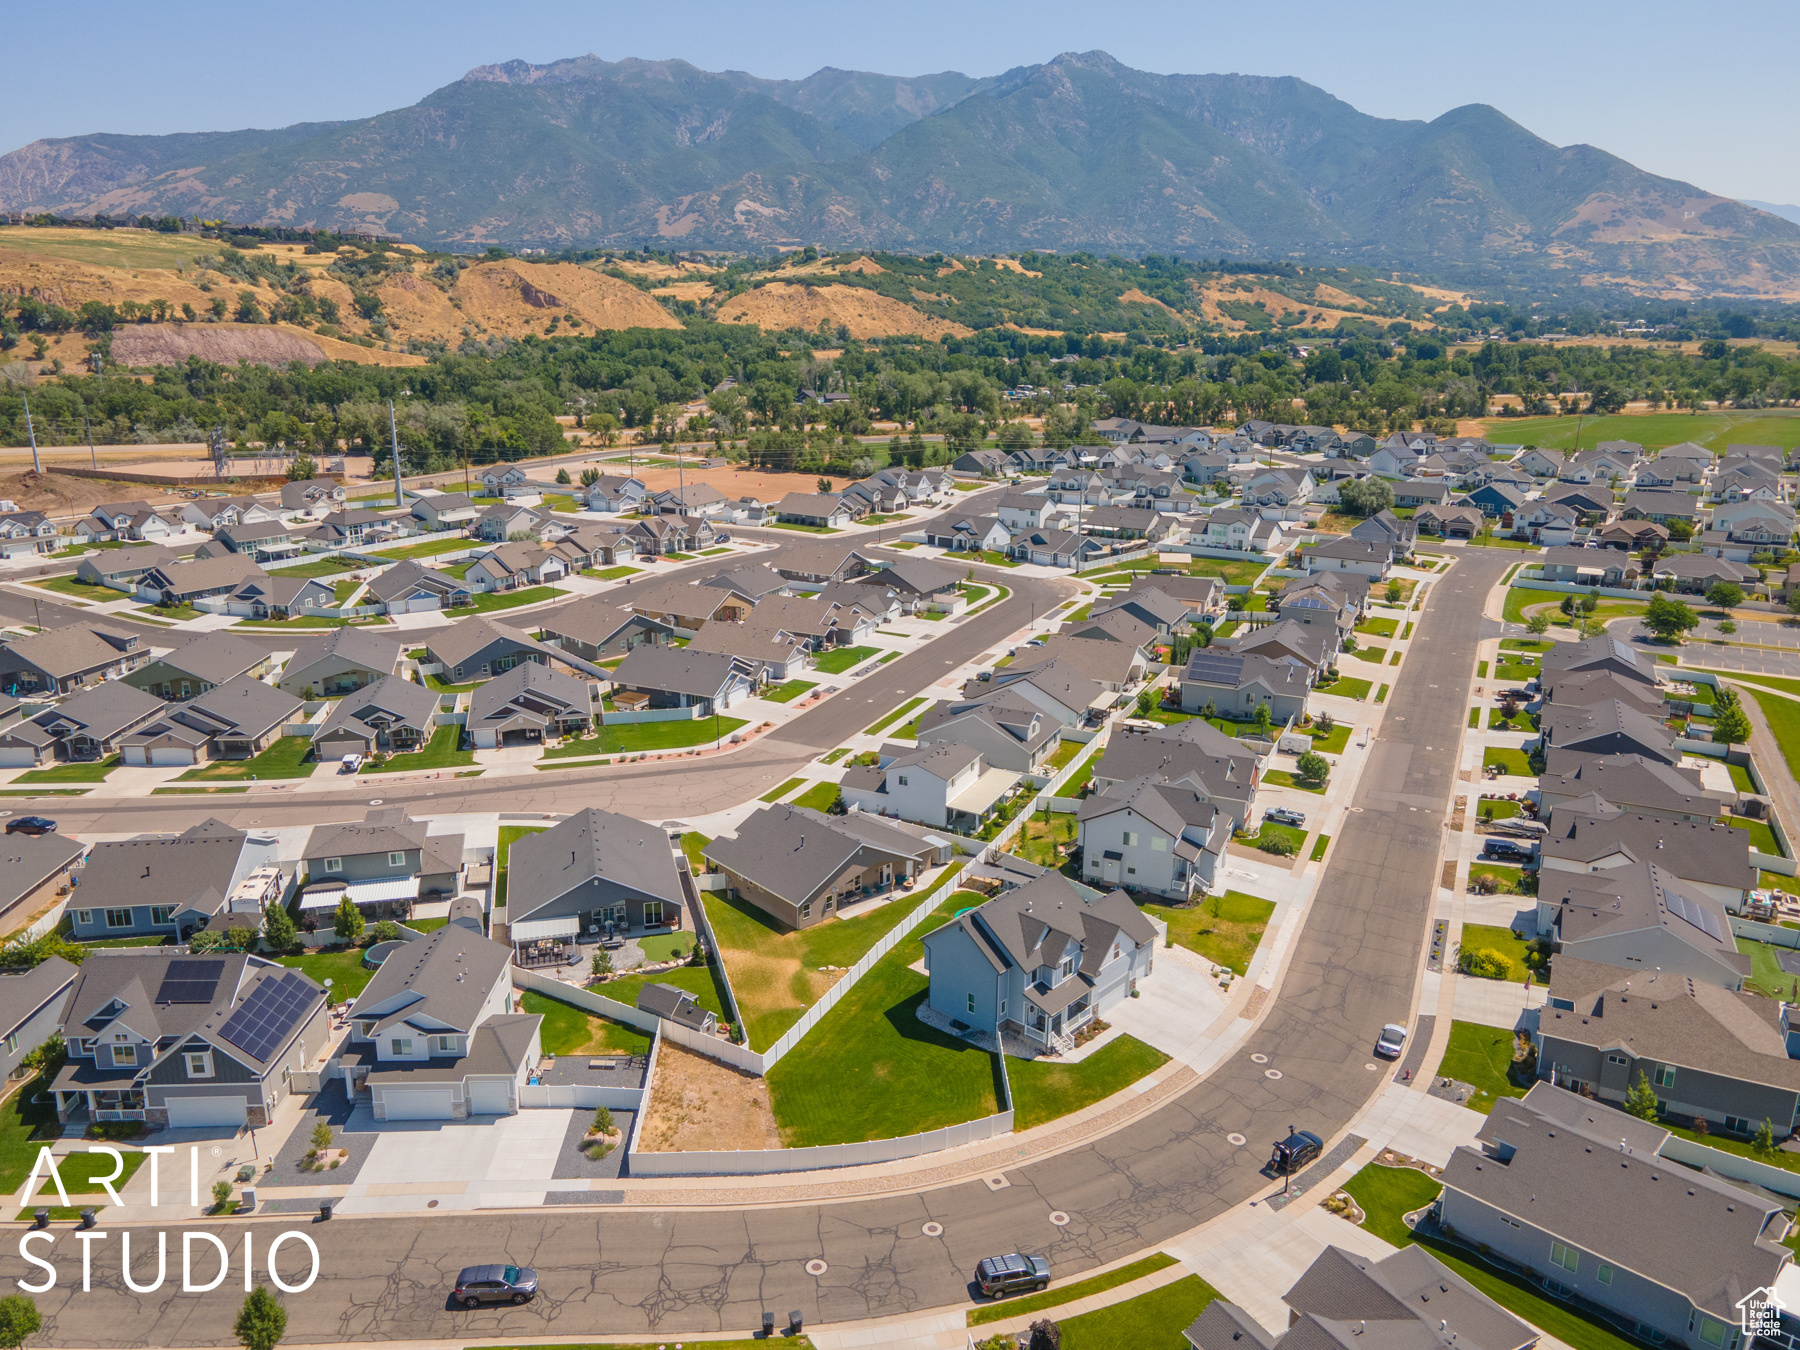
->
[975, 1253, 1050, 1298]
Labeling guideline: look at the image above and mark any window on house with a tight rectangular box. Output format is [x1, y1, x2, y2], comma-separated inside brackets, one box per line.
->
[1725, 1115, 1753, 1135]
[999, 999, 1007, 1016]
[387, 852, 406, 868]
[1654, 1065, 1675, 1089]
[4, 1034, 15, 1055]
[324, 858, 343, 873]
[1596, 1264, 1613, 1286]
[185, 1052, 212, 1078]
[151, 906, 175, 926]
[643, 902, 665, 926]
[105, 909, 133, 929]
[1126, 865, 1137, 875]
[1060, 956, 1074, 978]
[966, 994, 975, 1014]
[111, 1044, 137, 1067]
[897, 775, 908, 786]
[1606, 1054, 1628, 1067]
[1549, 1241, 1579, 1274]
[390, 1038, 413, 1057]
[1696, 1319, 1728, 1349]
[76, 910, 92, 924]
[1121, 830, 1136, 846]
[434, 1036, 458, 1054]
[799, 901, 811, 920]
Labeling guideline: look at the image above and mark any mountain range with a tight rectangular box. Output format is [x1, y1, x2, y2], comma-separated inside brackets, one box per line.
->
[2, 50, 1796, 295]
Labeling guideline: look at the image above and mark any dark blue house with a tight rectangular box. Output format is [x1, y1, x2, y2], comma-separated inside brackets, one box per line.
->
[1465, 483, 1527, 518]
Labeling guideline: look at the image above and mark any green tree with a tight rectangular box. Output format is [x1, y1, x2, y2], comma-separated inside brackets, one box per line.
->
[262, 903, 296, 953]
[1559, 594, 1576, 616]
[1336, 476, 1394, 518]
[286, 455, 316, 482]
[555, 467, 571, 485]
[1252, 702, 1273, 736]
[816, 477, 832, 493]
[1706, 580, 1745, 610]
[1623, 1070, 1661, 1121]
[1711, 688, 1752, 746]
[310, 1121, 333, 1153]
[0, 1295, 41, 1350]
[1526, 612, 1551, 635]
[1295, 751, 1330, 783]
[1384, 579, 1402, 604]
[332, 895, 365, 943]
[234, 291, 264, 324]
[1644, 592, 1699, 642]
[235, 1286, 287, 1350]
[1754, 1118, 1779, 1159]
[579, 466, 600, 487]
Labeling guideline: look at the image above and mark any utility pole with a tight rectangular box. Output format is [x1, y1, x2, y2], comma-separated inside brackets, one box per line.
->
[388, 401, 404, 510]
[22, 396, 39, 475]
[84, 417, 96, 471]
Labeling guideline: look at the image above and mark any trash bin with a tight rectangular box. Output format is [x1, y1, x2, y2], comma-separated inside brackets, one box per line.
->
[239, 1188, 257, 1213]
[78, 1208, 96, 1229]
[319, 1199, 333, 1221]
[31, 1209, 47, 1229]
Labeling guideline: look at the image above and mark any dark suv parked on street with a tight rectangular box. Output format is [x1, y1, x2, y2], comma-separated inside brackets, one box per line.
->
[1269, 1129, 1323, 1177]
[975, 1253, 1050, 1298]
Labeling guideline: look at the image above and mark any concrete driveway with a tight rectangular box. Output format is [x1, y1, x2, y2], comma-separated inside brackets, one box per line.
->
[335, 1106, 577, 1213]
[1104, 946, 1230, 1065]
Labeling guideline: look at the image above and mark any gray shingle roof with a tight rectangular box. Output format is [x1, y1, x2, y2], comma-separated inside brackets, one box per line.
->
[31, 680, 164, 742]
[75, 820, 246, 918]
[283, 626, 403, 681]
[0, 955, 76, 1042]
[348, 924, 512, 1035]
[425, 616, 556, 672]
[506, 807, 684, 927]
[611, 645, 748, 700]
[315, 673, 440, 743]
[702, 805, 936, 907]
[2, 624, 141, 680]
[156, 631, 267, 686]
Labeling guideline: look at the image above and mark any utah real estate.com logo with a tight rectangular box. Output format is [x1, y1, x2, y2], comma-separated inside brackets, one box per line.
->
[1739, 1286, 1786, 1340]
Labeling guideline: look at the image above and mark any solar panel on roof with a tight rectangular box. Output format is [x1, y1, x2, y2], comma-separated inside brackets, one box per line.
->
[217, 972, 316, 1062]
[1184, 651, 1242, 683]
[157, 959, 225, 1004]
[1664, 890, 1726, 942]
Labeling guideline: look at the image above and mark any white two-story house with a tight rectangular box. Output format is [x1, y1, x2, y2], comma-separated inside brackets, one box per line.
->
[1075, 775, 1230, 896]
[838, 740, 1021, 832]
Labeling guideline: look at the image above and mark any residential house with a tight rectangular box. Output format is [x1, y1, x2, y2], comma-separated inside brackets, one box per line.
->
[1010, 634, 1147, 692]
[703, 804, 950, 929]
[951, 449, 1012, 477]
[1391, 480, 1453, 510]
[1241, 468, 1312, 510]
[1077, 775, 1228, 895]
[1078, 506, 1177, 543]
[0, 956, 77, 1081]
[1539, 700, 1677, 766]
[307, 507, 395, 549]
[0, 681, 163, 766]
[465, 662, 595, 748]
[649, 483, 732, 519]
[0, 623, 146, 697]
[366, 560, 471, 614]
[0, 510, 59, 559]
[120, 676, 302, 766]
[64, 819, 280, 942]
[1596, 517, 1668, 551]
[914, 692, 1061, 775]
[1415, 502, 1486, 539]
[684, 612, 810, 684]
[1303, 535, 1392, 578]
[340, 924, 539, 1121]
[138, 555, 267, 607]
[1541, 636, 1662, 690]
[0, 835, 84, 929]
[74, 543, 177, 591]
[1092, 718, 1258, 831]
[280, 479, 346, 516]
[924, 514, 1013, 554]
[122, 631, 269, 701]
[992, 494, 1056, 531]
[462, 541, 566, 593]
[1437, 1086, 1788, 1349]
[1712, 498, 1795, 547]
[579, 475, 648, 514]
[504, 807, 685, 949]
[1272, 573, 1364, 645]
[74, 501, 180, 543]
[1089, 588, 1195, 642]
[1650, 552, 1759, 595]
[1183, 1246, 1536, 1350]
[858, 557, 961, 611]
[471, 502, 541, 543]
[1536, 754, 1730, 824]
[1621, 490, 1704, 525]
[276, 627, 404, 698]
[1225, 616, 1333, 677]
[620, 513, 717, 556]
[1178, 649, 1310, 723]
[225, 573, 335, 619]
[1539, 955, 1800, 1140]
[50, 949, 327, 1129]
[1534, 860, 1750, 988]
[1539, 803, 1754, 911]
[773, 492, 856, 529]
[1514, 447, 1566, 478]
[1465, 482, 1527, 518]
[920, 873, 1156, 1051]
[216, 519, 303, 563]
[839, 741, 1021, 831]
[300, 810, 465, 917]
[409, 492, 480, 532]
[1543, 485, 1614, 519]
[1010, 528, 1108, 568]
[424, 616, 560, 684]
[313, 674, 441, 762]
[1536, 546, 1638, 588]
[478, 466, 534, 497]
[1349, 509, 1417, 555]
[609, 646, 755, 714]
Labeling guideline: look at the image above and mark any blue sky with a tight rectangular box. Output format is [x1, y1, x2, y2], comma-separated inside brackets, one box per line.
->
[8, 0, 1799, 203]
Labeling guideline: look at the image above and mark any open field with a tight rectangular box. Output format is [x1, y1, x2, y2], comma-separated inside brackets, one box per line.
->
[1479, 409, 1800, 453]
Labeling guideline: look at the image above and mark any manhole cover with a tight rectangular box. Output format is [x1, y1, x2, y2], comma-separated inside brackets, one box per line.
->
[369, 799, 383, 806]
[1226, 1133, 1247, 1147]
[1265, 1069, 1283, 1080]
[805, 1259, 828, 1276]
[983, 1175, 1011, 1191]
[1250, 1053, 1269, 1064]
[921, 1222, 943, 1238]
[1366, 1063, 1378, 1071]
[427, 1199, 438, 1208]
[1047, 1211, 1070, 1227]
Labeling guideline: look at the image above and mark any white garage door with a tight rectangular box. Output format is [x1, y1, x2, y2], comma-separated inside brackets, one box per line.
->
[165, 1095, 248, 1129]
[467, 1080, 512, 1115]
[151, 747, 196, 766]
[383, 1088, 455, 1121]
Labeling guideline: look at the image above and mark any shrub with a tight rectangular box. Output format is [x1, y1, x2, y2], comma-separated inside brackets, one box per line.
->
[372, 920, 401, 942]
[592, 1106, 614, 1134]
[1459, 947, 1511, 980]
[309, 1121, 333, 1153]
[211, 1179, 234, 1212]
[1256, 833, 1298, 857]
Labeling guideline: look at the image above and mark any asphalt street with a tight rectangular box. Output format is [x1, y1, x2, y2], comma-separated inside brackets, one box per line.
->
[7, 548, 1513, 1345]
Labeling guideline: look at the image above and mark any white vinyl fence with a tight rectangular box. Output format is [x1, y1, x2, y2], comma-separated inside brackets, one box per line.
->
[517, 1082, 644, 1110]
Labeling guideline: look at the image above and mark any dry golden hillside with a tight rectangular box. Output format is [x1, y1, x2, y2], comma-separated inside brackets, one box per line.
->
[447, 261, 681, 335]
[715, 283, 971, 339]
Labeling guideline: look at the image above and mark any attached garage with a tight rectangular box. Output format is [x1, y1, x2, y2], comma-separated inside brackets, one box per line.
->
[467, 1080, 513, 1115]
[164, 1095, 249, 1129]
[381, 1087, 455, 1121]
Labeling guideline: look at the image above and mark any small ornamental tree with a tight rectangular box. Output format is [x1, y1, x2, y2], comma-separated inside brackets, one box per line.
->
[332, 895, 365, 944]
[1623, 1070, 1661, 1121]
[1644, 592, 1699, 643]
[1526, 612, 1550, 635]
[262, 903, 296, 953]
[1295, 751, 1330, 784]
[1711, 688, 1751, 746]
[0, 1295, 42, 1350]
[1706, 580, 1744, 610]
[235, 1286, 287, 1350]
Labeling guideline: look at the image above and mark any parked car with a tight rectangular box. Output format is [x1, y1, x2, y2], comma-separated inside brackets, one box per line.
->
[1269, 1129, 1323, 1176]
[1375, 1023, 1408, 1059]
[1483, 838, 1534, 861]
[339, 753, 365, 774]
[452, 1265, 537, 1309]
[975, 1253, 1050, 1298]
[1264, 806, 1306, 828]
[4, 817, 56, 836]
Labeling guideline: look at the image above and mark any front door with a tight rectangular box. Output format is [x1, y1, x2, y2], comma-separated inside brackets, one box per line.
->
[1102, 856, 1120, 884]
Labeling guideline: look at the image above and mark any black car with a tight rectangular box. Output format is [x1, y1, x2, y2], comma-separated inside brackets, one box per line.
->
[1483, 838, 1534, 861]
[4, 817, 56, 837]
[452, 1264, 538, 1309]
[974, 1253, 1050, 1298]
[1269, 1129, 1323, 1176]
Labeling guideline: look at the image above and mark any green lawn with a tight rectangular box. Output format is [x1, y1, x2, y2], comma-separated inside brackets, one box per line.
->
[1013, 812, 1080, 871]
[1741, 686, 1800, 786]
[1316, 675, 1373, 701]
[1262, 769, 1326, 794]
[867, 696, 927, 736]
[371, 537, 471, 561]
[584, 566, 641, 581]
[759, 777, 805, 803]
[790, 781, 841, 813]
[769, 521, 842, 534]
[494, 825, 545, 909]
[1236, 819, 1308, 857]
[177, 736, 314, 781]
[1308, 723, 1351, 754]
[1739, 935, 1794, 999]
[363, 724, 475, 773]
[967, 1254, 1177, 1326]
[579, 716, 748, 755]
[1494, 662, 1539, 682]
[814, 645, 881, 674]
[1053, 1275, 1221, 1350]
[681, 831, 710, 873]
[272, 555, 360, 579]
[465, 586, 567, 615]
[15, 756, 119, 784]
[519, 988, 652, 1056]
[38, 1149, 149, 1198]
[136, 602, 203, 621]
[703, 868, 966, 1049]
[1007, 1035, 1169, 1130]
[1309, 833, 1330, 862]
[1355, 616, 1398, 638]
[1489, 409, 1800, 453]
[27, 575, 113, 601]
[1459, 923, 1536, 982]
[1720, 813, 1782, 856]
[0, 1076, 60, 1193]
[761, 679, 817, 703]
[1342, 1162, 1442, 1246]
[1499, 638, 1553, 653]
[1488, 708, 1536, 731]
[1476, 796, 1521, 819]
[1468, 862, 1531, 897]
[331, 578, 363, 605]
[1346, 643, 1388, 663]
[1043, 738, 1086, 773]
[1142, 891, 1275, 976]
[766, 883, 1002, 1146]
[278, 945, 378, 1001]
[1439, 1020, 1530, 1114]
[593, 963, 731, 1022]
[1482, 747, 1534, 777]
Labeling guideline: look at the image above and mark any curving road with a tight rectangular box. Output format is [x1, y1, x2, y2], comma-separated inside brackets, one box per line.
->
[9, 548, 1511, 1345]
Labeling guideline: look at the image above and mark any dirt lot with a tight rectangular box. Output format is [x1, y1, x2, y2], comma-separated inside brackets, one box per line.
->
[569, 456, 879, 504]
[637, 1041, 780, 1153]
[0, 468, 187, 515]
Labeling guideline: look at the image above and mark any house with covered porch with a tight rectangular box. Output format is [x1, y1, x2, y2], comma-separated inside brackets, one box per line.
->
[297, 810, 464, 923]
[920, 873, 1156, 1054]
[504, 808, 686, 958]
